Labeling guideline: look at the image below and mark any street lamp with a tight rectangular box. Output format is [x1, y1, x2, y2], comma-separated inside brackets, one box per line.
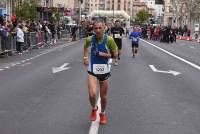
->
[112, 0, 114, 20]
[78, 0, 83, 25]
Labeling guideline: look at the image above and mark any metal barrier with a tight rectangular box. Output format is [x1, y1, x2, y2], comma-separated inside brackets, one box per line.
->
[0, 34, 16, 56]
[0, 36, 2, 53]
[0, 29, 72, 57]
[60, 30, 69, 39]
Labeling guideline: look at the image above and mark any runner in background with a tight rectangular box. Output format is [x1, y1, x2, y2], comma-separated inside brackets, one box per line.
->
[129, 27, 141, 58]
[111, 20, 124, 65]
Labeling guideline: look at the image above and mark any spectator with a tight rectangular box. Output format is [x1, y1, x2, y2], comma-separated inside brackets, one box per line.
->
[57, 24, 61, 39]
[48, 22, 56, 44]
[16, 24, 24, 54]
[71, 26, 77, 41]
[0, 22, 9, 52]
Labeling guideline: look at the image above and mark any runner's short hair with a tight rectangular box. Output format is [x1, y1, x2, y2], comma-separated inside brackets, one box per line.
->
[93, 20, 105, 26]
[115, 20, 120, 23]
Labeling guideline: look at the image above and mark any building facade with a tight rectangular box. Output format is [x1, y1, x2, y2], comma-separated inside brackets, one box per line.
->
[85, 0, 100, 12]
[132, 2, 147, 16]
[52, 0, 75, 9]
[83, 0, 138, 16]
[38, 0, 53, 7]
[163, 0, 172, 26]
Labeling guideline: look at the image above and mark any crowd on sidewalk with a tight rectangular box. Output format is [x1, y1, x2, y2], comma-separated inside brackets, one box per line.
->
[0, 15, 78, 56]
[140, 24, 191, 43]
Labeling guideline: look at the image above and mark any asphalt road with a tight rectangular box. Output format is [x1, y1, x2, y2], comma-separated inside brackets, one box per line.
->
[0, 38, 200, 134]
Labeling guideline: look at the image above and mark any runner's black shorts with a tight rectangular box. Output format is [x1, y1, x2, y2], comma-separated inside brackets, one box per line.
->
[132, 43, 139, 48]
[88, 71, 111, 81]
[114, 38, 122, 50]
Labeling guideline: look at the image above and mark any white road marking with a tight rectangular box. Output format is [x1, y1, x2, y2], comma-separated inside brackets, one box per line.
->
[0, 42, 74, 71]
[15, 62, 21, 65]
[10, 63, 17, 67]
[20, 62, 32, 67]
[52, 63, 70, 74]
[149, 65, 181, 76]
[0, 68, 4, 71]
[89, 94, 101, 134]
[189, 46, 196, 49]
[141, 39, 200, 70]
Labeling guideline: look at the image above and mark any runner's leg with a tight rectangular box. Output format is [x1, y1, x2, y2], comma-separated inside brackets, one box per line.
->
[99, 80, 109, 112]
[88, 74, 98, 108]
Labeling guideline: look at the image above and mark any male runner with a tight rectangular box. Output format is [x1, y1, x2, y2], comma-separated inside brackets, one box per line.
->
[111, 20, 124, 65]
[129, 27, 141, 57]
[83, 21, 118, 125]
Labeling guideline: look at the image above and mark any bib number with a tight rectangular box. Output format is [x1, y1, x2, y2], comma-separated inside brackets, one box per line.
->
[132, 37, 138, 42]
[114, 34, 121, 38]
[93, 64, 109, 74]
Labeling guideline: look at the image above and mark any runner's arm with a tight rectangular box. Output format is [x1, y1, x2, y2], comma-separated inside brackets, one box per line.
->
[128, 32, 132, 39]
[83, 37, 91, 65]
[107, 36, 118, 58]
[99, 36, 118, 58]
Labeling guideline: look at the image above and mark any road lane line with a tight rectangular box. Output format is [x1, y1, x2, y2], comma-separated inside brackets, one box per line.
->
[20, 62, 32, 67]
[0, 42, 77, 72]
[88, 94, 101, 134]
[4, 66, 10, 69]
[141, 39, 200, 70]
[189, 46, 196, 49]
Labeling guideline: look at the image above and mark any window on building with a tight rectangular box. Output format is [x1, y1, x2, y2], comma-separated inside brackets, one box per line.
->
[118, 4, 120, 10]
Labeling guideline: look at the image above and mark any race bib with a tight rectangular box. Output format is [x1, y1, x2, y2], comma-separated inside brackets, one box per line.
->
[93, 64, 109, 74]
[114, 34, 121, 38]
[132, 37, 138, 42]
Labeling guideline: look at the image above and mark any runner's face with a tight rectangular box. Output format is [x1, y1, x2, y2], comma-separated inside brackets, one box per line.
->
[94, 23, 104, 37]
[115, 22, 120, 27]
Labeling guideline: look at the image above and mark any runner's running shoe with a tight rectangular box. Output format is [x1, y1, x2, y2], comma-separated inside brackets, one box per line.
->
[99, 113, 107, 125]
[90, 106, 98, 121]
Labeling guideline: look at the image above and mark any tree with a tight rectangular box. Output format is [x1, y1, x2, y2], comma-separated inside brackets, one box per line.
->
[14, 1, 38, 21]
[178, 0, 200, 26]
[135, 10, 150, 24]
[52, 12, 60, 23]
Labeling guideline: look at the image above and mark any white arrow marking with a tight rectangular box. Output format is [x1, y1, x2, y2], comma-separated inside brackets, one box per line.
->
[149, 65, 181, 76]
[52, 63, 70, 74]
